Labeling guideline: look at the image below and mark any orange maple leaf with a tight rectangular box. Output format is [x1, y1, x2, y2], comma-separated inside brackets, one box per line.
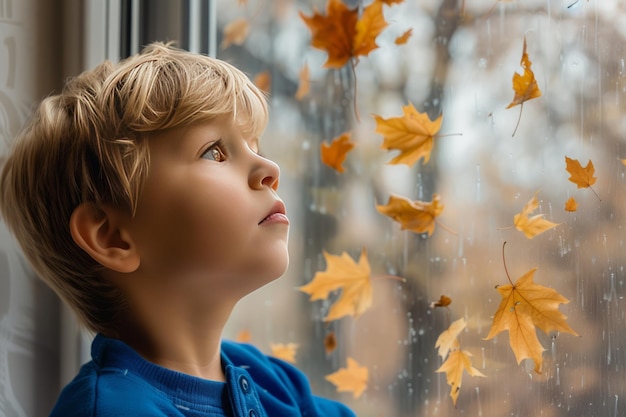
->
[507, 36, 542, 136]
[300, 0, 387, 69]
[295, 63, 310, 100]
[325, 357, 369, 398]
[564, 197, 577, 212]
[565, 156, 600, 201]
[380, 0, 405, 4]
[221, 17, 250, 49]
[373, 103, 443, 166]
[394, 28, 413, 45]
[320, 132, 355, 173]
[513, 192, 559, 239]
[235, 329, 252, 343]
[270, 343, 299, 364]
[298, 248, 372, 322]
[376, 193, 444, 236]
[253, 71, 271, 93]
[484, 267, 578, 373]
[436, 349, 486, 406]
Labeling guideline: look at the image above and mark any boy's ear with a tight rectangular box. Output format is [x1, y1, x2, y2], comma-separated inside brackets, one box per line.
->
[69, 203, 140, 273]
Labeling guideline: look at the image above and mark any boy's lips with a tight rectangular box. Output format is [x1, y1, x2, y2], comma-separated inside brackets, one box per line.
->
[259, 200, 289, 225]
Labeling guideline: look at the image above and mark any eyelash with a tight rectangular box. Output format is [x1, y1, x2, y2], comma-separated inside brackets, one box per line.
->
[202, 141, 227, 162]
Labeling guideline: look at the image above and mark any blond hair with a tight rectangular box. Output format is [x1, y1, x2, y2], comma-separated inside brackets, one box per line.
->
[0, 42, 268, 335]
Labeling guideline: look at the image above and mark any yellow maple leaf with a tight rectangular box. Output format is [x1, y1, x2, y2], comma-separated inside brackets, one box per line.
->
[320, 132, 355, 173]
[506, 36, 542, 136]
[221, 17, 249, 49]
[513, 192, 559, 239]
[484, 267, 579, 373]
[235, 329, 252, 343]
[506, 36, 541, 109]
[436, 349, 486, 406]
[435, 317, 466, 359]
[270, 343, 299, 364]
[295, 63, 310, 100]
[565, 156, 597, 188]
[373, 103, 443, 166]
[376, 193, 444, 236]
[564, 197, 577, 212]
[298, 248, 372, 322]
[325, 357, 369, 398]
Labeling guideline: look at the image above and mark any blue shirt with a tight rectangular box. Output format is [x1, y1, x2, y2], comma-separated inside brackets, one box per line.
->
[50, 334, 356, 417]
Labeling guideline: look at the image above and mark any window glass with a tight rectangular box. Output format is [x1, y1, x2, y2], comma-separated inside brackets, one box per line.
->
[220, 1, 626, 415]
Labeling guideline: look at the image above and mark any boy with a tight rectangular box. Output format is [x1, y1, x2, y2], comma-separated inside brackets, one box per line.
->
[0, 43, 355, 417]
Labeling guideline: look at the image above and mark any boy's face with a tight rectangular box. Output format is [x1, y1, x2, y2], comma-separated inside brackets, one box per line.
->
[125, 117, 289, 304]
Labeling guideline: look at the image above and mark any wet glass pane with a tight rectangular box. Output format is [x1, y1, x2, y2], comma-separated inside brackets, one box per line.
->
[218, 1, 626, 416]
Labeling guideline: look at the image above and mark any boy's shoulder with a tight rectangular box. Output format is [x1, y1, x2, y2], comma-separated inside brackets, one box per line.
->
[49, 361, 174, 417]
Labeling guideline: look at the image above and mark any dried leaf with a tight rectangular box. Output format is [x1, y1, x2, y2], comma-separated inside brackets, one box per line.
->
[295, 63, 310, 100]
[253, 71, 271, 93]
[325, 357, 368, 398]
[299, 248, 372, 321]
[381, 0, 405, 4]
[484, 268, 579, 373]
[394, 29, 413, 45]
[430, 294, 452, 309]
[353, 0, 388, 59]
[436, 349, 486, 406]
[324, 332, 338, 355]
[513, 192, 559, 239]
[565, 156, 596, 189]
[235, 329, 252, 343]
[221, 18, 250, 49]
[270, 343, 299, 364]
[320, 132, 355, 173]
[435, 317, 466, 359]
[506, 36, 541, 109]
[565, 197, 577, 212]
[376, 193, 444, 236]
[373, 102, 443, 166]
[300, 0, 387, 69]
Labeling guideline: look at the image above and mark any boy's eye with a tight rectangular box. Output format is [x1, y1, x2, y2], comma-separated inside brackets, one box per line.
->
[203, 142, 227, 162]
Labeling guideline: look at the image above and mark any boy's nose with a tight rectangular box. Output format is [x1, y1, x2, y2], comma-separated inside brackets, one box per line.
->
[250, 154, 280, 191]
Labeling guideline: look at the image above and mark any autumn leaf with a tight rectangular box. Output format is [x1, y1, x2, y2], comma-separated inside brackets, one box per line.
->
[373, 103, 443, 166]
[621, 158, 626, 166]
[565, 156, 600, 200]
[295, 63, 310, 100]
[506, 36, 542, 136]
[300, 0, 388, 69]
[430, 294, 452, 309]
[436, 349, 486, 406]
[221, 17, 250, 49]
[324, 332, 337, 355]
[376, 193, 444, 236]
[394, 29, 413, 45]
[565, 197, 577, 212]
[320, 132, 355, 173]
[253, 71, 271, 93]
[325, 357, 368, 398]
[270, 343, 299, 364]
[298, 248, 372, 322]
[484, 267, 579, 373]
[381, 0, 405, 4]
[235, 329, 252, 343]
[513, 192, 559, 239]
[435, 317, 466, 359]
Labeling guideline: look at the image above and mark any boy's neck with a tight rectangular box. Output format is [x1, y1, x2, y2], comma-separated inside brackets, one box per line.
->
[117, 303, 234, 382]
